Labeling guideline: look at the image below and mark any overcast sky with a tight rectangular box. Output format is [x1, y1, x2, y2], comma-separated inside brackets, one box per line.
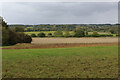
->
[1, 2, 118, 24]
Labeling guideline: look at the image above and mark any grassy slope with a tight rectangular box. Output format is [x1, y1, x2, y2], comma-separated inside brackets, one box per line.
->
[2, 46, 118, 78]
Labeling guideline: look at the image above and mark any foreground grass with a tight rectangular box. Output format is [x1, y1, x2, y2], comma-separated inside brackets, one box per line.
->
[2, 46, 118, 78]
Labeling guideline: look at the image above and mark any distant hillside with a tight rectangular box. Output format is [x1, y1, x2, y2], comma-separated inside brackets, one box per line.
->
[8, 24, 118, 33]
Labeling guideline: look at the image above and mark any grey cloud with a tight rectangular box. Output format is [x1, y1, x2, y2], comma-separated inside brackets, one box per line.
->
[2, 2, 118, 24]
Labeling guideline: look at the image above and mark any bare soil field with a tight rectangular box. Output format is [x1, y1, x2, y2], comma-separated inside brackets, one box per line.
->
[2, 43, 117, 49]
[32, 37, 118, 44]
[2, 37, 118, 49]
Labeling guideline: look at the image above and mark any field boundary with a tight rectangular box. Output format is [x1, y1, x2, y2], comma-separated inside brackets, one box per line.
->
[2, 43, 118, 49]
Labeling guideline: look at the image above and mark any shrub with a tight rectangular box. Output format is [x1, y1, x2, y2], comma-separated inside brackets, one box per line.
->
[74, 29, 85, 37]
[99, 34, 113, 37]
[38, 33, 46, 37]
[92, 31, 100, 37]
[54, 30, 63, 37]
[31, 34, 36, 37]
[24, 34, 32, 43]
[85, 35, 92, 37]
[48, 33, 52, 37]
[17, 33, 32, 43]
[109, 29, 115, 34]
[116, 34, 120, 37]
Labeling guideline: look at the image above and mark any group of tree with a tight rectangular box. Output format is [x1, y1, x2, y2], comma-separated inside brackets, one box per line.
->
[30, 29, 96, 38]
[74, 29, 85, 37]
[31, 33, 46, 37]
[92, 31, 100, 37]
[1, 17, 32, 46]
[31, 31, 70, 37]
[8, 24, 118, 34]
[30, 29, 115, 38]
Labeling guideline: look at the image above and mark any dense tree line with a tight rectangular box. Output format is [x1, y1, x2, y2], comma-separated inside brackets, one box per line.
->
[7, 23, 117, 38]
[1, 17, 32, 46]
[9, 24, 118, 34]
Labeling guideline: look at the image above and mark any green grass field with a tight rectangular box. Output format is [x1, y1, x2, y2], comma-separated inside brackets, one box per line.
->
[24, 31, 74, 36]
[24, 31, 116, 37]
[2, 46, 118, 78]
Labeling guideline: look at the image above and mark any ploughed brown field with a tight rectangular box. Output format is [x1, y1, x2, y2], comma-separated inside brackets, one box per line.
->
[3, 37, 118, 49]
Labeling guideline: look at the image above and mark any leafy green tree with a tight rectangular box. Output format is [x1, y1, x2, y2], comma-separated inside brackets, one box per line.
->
[74, 29, 85, 37]
[85, 31, 88, 36]
[31, 34, 36, 37]
[54, 30, 63, 37]
[1, 17, 32, 46]
[92, 31, 100, 37]
[109, 29, 115, 34]
[1, 17, 8, 29]
[38, 33, 46, 37]
[2, 28, 10, 45]
[2, 17, 10, 45]
[16, 32, 32, 43]
[24, 34, 32, 43]
[15, 27, 24, 32]
[48, 33, 52, 37]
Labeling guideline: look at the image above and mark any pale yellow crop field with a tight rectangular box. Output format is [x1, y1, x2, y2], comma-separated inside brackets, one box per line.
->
[31, 37, 118, 44]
